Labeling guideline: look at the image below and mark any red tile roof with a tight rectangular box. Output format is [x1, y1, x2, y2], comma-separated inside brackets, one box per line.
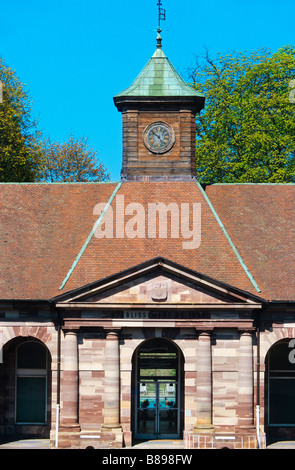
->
[0, 181, 294, 301]
[207, 184, 295, 301]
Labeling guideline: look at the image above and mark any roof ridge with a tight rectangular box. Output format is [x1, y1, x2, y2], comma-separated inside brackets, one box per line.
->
[58, 180, 124, 291]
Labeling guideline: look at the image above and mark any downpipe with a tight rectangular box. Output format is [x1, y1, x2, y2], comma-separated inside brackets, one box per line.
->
[256, 324, 261, 448]
[55, 316, 61, 448]
[256, 405, 260, 449]
[55, 404, 60, 448]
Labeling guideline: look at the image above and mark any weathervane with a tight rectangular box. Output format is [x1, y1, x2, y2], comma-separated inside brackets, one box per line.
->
[156, 0, 166, 48]
[157, 0, 166, 30]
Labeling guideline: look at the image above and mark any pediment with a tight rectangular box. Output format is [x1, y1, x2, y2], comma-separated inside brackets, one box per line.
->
[54, 258, 262, 310]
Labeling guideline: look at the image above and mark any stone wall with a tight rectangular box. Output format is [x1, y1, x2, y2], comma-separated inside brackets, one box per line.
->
[0, 306, 295, 448]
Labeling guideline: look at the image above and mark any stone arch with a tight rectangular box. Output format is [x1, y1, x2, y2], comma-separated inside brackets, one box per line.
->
[261, 327, 295, 365]
[0, 335, 52, 440]
[1, 326, 54, 360]
[264, 337, 295, 445]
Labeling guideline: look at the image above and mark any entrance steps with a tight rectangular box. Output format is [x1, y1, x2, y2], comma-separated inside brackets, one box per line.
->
[129, 439, 184, 449]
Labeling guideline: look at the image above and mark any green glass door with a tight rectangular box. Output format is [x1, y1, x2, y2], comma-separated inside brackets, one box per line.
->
[135, 339, 181, 440]
[158, 381, 177, 436]
[137, 381, 157, 436]
[137, 380, 178, 439]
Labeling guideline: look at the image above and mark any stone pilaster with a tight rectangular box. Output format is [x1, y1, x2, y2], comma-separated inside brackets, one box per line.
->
[60, 329, 80, 432]
[238, 330, 254, 430]
[101, 329, 122, 432]
[194, 330, 214, 433]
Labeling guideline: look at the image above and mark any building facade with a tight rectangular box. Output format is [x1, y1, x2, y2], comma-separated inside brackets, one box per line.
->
[0, 32, 294, 449]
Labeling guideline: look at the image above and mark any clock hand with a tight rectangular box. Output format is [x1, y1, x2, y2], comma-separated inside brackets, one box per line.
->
[151, 130, 161, 139]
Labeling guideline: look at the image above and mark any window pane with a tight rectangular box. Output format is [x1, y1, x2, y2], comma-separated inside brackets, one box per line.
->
[269, 378, 295, 425]
[17, 342, 47, 369]
[140, 368, 176, 377]
[16, 377, 46, 423]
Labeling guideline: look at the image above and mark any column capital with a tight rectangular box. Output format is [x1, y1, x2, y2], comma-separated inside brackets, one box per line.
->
[238, 329, 254, 336]
[104, 328, 121, 338]
[195, 328, 213, 337]
[63, 328, 79, 335]
[62, 327, 80, 336]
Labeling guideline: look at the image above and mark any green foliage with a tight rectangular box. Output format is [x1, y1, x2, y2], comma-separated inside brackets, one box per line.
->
[0, 57, 42, 182]
[189, 46, 295, 183]
[39, 135, 110, 182]
[0, 58, 110, 183]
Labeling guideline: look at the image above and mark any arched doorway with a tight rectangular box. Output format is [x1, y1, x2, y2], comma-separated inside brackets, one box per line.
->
[132, 338, 183, 440]
[265, 339, 295, 444]
[15, 341, 48, 424]
[0, 337, 51, 440]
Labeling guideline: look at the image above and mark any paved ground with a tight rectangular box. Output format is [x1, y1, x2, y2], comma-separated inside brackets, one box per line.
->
[266, 441, 295, 449]
[0, 439, 51, 449]
[0, 438, 295, 449]
[0, 439, 185, 450]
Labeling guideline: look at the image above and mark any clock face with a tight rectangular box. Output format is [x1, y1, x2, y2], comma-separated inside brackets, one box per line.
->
[144, 122, 175, 154]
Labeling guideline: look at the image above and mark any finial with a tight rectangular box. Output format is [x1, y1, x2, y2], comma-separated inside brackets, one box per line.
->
[156, 27, 162, 48]
[156, 0, 166, 47]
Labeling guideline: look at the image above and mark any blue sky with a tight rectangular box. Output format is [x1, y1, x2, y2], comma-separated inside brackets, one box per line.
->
[0, 0, 294, 181]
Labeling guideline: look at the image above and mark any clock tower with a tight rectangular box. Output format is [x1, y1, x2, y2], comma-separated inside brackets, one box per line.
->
[113, 29, 205, 181]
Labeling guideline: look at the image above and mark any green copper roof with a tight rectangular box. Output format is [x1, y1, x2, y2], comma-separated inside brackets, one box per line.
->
[115, 39, 203, 98]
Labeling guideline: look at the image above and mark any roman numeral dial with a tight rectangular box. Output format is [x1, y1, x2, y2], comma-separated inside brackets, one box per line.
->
[143, 121, 175, 154]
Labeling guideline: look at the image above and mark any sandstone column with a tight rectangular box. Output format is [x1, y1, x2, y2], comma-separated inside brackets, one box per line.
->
[194, 330, 214, 432]
[238, 330, 254, 429]
[61, 329, 80, 430]
[101, 329, 122, 431]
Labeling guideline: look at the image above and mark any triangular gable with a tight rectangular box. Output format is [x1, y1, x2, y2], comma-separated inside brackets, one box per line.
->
[54, 258, 262, 310]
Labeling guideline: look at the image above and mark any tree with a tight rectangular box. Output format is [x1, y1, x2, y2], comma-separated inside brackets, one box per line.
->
[39, 135, 110, 182]
[0, 57, 42, 182]
[189, 46, 295, 183]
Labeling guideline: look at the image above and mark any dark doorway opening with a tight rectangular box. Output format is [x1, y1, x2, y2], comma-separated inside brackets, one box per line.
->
[133, 338, 183, 441]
